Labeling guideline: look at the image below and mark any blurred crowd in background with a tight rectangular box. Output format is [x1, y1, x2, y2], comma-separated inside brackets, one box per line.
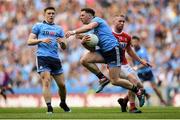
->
[0, 0, 179, 105]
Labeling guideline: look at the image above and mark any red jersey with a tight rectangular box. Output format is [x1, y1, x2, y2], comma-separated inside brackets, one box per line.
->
[113, 31, 131, 65]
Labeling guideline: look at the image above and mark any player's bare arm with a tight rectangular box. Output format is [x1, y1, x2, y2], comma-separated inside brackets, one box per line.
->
[76, 34, 85, 39]
[127, 45, 151, 67]
[27, 33, 51, 45]
[57, 37, 67, 50]
[65, 22, 98, 38]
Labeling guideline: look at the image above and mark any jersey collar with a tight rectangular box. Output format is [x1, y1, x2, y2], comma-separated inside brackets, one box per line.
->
[43, 20, 55, 25]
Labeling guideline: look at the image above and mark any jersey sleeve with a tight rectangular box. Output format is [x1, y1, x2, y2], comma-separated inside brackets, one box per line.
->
[91, 17, 101, 26]
[58, 28, 64, 38]
[127, 36, 132, 47]
[31, 23, 40, 35]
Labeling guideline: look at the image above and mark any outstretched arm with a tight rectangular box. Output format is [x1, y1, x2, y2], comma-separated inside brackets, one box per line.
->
[65, 22, 98, 38]
[126, 45, 151, 67]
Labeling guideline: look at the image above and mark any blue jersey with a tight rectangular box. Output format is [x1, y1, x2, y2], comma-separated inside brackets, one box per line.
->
[134, 46, 151, 73]
[32, 21, 64, 59]
[91, 17, 119, 52]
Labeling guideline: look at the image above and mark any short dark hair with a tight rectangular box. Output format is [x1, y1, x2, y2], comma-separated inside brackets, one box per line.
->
[81, 8, 95, 16]
[113, 13, 125, 17]
[44, 7, 56, 13]
[132, 36, 140, 41]
[114, 14, 128, 21]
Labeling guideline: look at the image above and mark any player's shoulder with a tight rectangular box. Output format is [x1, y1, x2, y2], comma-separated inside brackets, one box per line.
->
[33, 22, 44, 28]
[139, 46, 147, 53]
[92, 16, 104, 23]
[121, 31, 131, 39]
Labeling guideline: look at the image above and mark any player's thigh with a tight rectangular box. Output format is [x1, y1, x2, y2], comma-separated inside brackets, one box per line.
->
[109, 67, 121, 81]
[40, 71, 51, 87]
[120, 64, 136, 79]
[138, 70, 155, 82]
[40, 71, 51, 80]
[80, 51, 105, 63]
[52, 73, 65, 86]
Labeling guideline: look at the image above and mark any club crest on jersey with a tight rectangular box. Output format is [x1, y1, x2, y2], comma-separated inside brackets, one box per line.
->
[119, 42, 127, 49]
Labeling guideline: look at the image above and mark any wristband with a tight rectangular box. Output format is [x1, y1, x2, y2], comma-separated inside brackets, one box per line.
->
[72, 30, 76, 34]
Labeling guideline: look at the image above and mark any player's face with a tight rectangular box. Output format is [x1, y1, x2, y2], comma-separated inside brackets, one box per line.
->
[44, 9, 55, 23]
[114, 16, 125, 31]
[131, 39, 140, 50]
[80, 11, 91, 24]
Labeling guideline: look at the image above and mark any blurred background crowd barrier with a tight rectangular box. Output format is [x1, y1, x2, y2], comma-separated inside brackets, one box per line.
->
[0, 0, 179, 107]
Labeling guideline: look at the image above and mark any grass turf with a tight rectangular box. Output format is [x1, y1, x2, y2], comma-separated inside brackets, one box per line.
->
[0, 107, 180, 119]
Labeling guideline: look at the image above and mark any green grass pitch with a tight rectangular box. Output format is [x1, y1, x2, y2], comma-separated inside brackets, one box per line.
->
[0, 107, 180, 119]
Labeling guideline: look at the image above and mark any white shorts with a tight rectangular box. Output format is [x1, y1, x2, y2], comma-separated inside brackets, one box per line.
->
[120, 64, 137, 79]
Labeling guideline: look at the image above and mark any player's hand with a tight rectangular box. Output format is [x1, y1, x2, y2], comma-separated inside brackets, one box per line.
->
[65, 31, 75, 38]
[41, 38, 51, 44]
[56, 38, 66, 50]
[140, 59, 152, 67]
[133, 66, 138, 70]
[81, 35, 91, 44]
[76, 34, 85, 39]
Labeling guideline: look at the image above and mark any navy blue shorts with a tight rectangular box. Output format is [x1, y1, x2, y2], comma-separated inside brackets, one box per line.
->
[36, 56, 63, 75]
[98, 46, 122, 68]
[137, 70, 155, 82]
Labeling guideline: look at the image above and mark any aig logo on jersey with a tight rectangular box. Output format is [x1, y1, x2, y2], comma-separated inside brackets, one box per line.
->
[43, 30, 58, 37]
[119, 42, 127, 49]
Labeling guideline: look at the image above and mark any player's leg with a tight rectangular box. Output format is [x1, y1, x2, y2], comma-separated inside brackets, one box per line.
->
[80, 51, 110, 93]
[117, 94, 128, 112]
[52, 73, 71, 112]
[37, 56, 53, 113]
[109, 67, 136, 89]
[149, 73, 166, 105]
[128, 91, 142, 113]
[105, 47, 144, 97]
[49, 56, 71, 112]
[150, 81, 167, 105]
[118, 65, 144, 111]
[40, 71, 53, 113]
[0, 87, 7, 100]
[118, 91, 141, 113]
[126, 73, 145, 107]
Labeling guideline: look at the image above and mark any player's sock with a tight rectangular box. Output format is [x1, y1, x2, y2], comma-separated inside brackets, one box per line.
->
[131, 86, 145, 107]
[61, 99, 65, 103]
[1, 92, 7, 100]
[46, 102, 53, 113]
[131, 85, 139, 93]
[96, 72, 105, 80]
[130, 102, 135, 110]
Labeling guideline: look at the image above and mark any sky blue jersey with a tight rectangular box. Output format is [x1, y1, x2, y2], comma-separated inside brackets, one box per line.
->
[31, 21, 64, 59]
[134, 46, 151, 73]
[91, 17, 119, 52]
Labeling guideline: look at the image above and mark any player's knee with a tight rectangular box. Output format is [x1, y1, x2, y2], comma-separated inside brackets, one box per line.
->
[58, 82, 65, 88]
[42, 78, 51, 88]
[151, 82, 157, 89]
[110, 78, 118, 86]
[80, 57, 88, 65]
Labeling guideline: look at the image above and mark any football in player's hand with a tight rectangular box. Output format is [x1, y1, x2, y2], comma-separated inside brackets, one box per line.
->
[85, 34, 99, 47]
